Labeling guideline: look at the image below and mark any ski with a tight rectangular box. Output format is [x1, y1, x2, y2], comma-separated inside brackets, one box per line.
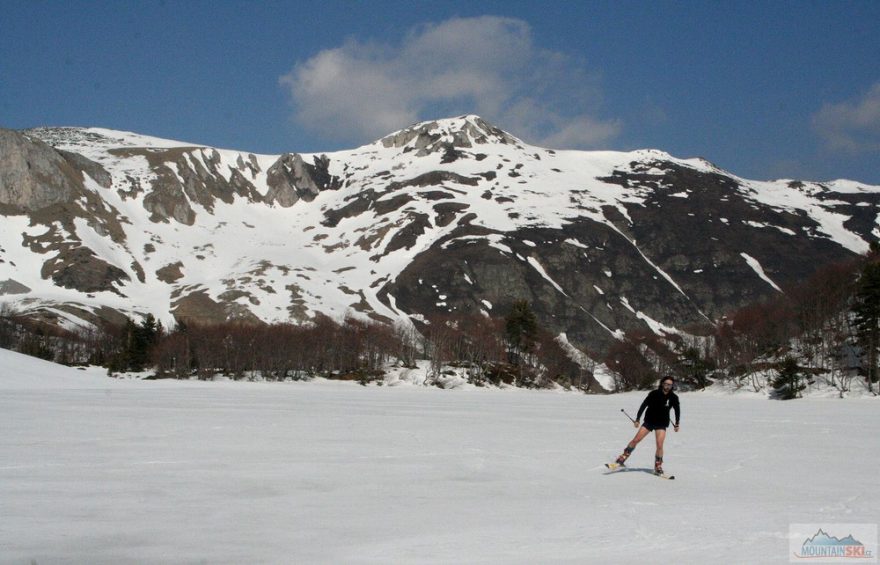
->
[605, 463, 675, 479]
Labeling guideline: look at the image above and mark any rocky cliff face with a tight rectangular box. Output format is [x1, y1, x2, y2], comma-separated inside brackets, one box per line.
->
[266, 153, 340, 207]
[1, 116, 877, 368]
[0, 129, 92, 212]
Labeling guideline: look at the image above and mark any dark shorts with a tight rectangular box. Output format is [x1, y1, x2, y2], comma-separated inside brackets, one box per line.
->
[642, 421, 668, 432]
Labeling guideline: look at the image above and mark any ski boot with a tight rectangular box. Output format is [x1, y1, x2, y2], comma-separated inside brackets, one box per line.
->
[654, 456, 664, 475]
[614, 446, 634, 466]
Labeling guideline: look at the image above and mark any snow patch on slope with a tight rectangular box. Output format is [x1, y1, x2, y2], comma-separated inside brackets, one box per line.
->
[740, 253, 782, 292]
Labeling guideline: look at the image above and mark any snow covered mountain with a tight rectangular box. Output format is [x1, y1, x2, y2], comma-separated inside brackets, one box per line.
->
[1, 115, 878, 356]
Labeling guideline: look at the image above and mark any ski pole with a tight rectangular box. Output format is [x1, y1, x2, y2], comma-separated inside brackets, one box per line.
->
[620, 409, 637, 424]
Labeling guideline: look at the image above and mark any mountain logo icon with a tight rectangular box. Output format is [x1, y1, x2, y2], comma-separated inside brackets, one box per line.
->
[794, 528, 874, 560]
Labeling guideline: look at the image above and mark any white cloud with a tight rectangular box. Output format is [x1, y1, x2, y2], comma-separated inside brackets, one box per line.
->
[812, 82, 880, 153]
[536, 114, 622, 149]
[279, 16, 620, 149]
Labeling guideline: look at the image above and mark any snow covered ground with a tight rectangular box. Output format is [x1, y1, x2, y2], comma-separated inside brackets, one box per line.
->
[1, 348, 877, 564]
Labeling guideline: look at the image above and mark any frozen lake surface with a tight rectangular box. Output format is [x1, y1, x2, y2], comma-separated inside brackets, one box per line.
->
[1, 349, 877, 563]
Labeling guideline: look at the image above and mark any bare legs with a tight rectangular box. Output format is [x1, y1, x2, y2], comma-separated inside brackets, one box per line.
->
[616, 426, 667, 469]
[654, 428, 666, 458]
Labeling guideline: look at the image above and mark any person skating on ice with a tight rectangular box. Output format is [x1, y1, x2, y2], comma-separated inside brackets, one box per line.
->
[613, 376, 680, 475]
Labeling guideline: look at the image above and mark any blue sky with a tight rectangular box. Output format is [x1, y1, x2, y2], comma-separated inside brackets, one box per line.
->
[1, 0, 878, 184]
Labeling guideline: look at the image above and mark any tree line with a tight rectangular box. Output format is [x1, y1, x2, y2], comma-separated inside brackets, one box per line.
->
[0, 300, 589, 390]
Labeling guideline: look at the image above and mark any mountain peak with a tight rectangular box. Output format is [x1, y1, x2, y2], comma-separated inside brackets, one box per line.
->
[379, 114, 521, 155]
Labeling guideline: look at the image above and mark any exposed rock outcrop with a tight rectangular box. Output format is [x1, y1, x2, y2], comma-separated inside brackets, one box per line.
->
[266, 153, 340, 207]
[380, 115, 520, 156]
[0, 128, 82, 212]
[41, 246, 130, 294]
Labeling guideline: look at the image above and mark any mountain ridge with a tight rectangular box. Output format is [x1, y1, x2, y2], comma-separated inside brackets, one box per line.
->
[1, 115, 878, 370]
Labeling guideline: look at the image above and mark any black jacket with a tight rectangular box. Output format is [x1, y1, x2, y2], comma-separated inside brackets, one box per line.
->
[636, 389, 680, 428]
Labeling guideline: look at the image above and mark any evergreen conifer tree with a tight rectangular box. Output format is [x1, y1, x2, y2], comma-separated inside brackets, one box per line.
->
[771, 356, 804, 399]
[505, 300, 538, 366]
[852, 257, 880, 393]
